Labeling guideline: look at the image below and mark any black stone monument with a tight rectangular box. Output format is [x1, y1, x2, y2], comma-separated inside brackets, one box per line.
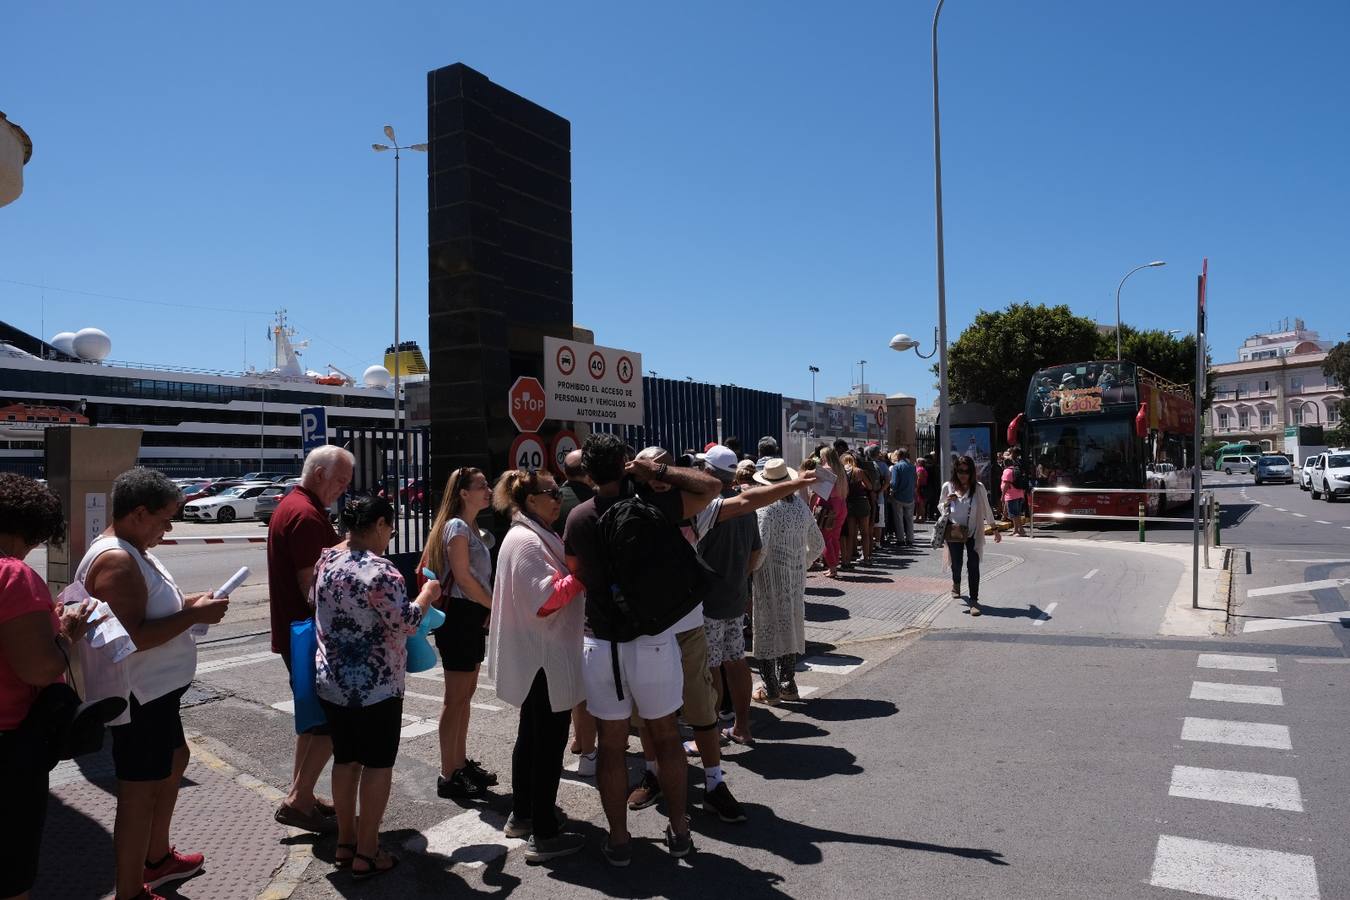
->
[427, 63, 573, 493]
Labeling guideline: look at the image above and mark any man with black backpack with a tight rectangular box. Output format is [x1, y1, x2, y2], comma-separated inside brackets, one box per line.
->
[562, 434, 722, 865]
[624, 445, 817, 828]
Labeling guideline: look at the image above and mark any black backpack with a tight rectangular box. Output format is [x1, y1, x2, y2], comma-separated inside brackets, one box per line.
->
[1012, 464, 1029, 491]
[595, 494, 715, 643]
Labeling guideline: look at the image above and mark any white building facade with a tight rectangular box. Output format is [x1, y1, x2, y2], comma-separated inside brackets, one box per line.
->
[1209, 321, 1342, 451]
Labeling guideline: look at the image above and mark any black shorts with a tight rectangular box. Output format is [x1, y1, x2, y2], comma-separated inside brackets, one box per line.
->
[111, 685, 189, 782]
[0, 733, 48, 897]
[433, 596, 489, 672]
[318, 697, 403, 768]
[280, 652, 331, 736]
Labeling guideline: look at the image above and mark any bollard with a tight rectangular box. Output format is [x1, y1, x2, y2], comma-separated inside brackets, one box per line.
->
[1138, 501, 1146, 542]
[1214, 497, 1221, 547]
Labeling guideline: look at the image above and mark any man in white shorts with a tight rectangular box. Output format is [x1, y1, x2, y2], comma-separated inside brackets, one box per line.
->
[563, 434, 721, 866]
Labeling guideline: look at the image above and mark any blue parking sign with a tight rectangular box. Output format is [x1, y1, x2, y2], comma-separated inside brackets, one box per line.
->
[300, 407, 327, 454]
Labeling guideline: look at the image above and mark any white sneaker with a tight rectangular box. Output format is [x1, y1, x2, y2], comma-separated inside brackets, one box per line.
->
[575, 750, 597, 778]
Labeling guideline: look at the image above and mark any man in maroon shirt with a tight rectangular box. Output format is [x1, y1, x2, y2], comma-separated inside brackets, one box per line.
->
[267, 445, 353, 832]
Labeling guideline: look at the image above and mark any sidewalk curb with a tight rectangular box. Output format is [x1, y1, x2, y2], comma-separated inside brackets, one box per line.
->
[187, 732, 313, 900]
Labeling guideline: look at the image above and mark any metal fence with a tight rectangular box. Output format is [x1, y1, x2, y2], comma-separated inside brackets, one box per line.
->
[915, 426, 936, 460]
[335, 425, 432, 555]
[720, 385, 783, 452]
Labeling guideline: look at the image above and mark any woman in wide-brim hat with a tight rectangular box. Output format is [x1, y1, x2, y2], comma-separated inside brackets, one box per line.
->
[750, 459, 824, 704]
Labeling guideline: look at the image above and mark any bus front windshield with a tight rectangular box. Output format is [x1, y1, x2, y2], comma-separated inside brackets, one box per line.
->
[1029, 417, 1139, 488]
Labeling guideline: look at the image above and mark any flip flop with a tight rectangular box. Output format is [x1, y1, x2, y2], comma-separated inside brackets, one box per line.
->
[351, 850, 399, 880]
[721, 727, 755, 747]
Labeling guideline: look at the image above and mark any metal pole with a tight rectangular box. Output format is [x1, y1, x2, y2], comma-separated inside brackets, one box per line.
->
[1138, 501, 1146, 542]
[1192, 270, 1205, 607]
[392, 146, 402, 548]
[932, 0, 952, 488]
[1203, 490, 1211, 569]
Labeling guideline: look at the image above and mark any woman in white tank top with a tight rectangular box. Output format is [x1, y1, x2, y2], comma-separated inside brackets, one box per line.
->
[79, 468, 230, 900]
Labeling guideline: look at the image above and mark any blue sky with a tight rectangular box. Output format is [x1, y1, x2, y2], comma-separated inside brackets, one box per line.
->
[2, 1, 1346, 407]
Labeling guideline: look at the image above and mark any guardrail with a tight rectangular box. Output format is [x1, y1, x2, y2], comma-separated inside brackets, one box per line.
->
[157, 535, 267, 545]
[1027, 486, 1218, 569]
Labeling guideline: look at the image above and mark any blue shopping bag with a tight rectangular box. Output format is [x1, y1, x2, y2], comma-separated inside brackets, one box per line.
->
[288, 619, 326, 735]
[406, 605, 446, 673]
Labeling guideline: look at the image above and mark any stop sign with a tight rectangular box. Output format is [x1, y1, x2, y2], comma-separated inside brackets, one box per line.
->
[508, 376, 548, 432]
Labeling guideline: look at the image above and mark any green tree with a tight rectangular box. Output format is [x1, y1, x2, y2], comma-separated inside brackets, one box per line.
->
[1103, 326, 1200, 388]
[1323, 337, 1350, 445]
[942, 302, 1100, 427]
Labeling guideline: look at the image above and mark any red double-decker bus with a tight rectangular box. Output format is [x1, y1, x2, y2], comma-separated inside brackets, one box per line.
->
[1015, 360, 1195, 520]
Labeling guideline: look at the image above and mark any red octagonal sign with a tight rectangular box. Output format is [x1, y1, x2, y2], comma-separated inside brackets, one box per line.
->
[509, 376, 548, 433]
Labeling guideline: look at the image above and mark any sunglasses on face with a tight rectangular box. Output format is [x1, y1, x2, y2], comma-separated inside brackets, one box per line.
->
[532, 487, 562, 500]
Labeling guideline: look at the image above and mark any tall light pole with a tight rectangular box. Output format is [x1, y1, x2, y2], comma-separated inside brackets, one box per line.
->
[857, 359, 868, 394]
[373, 126, 427, 539]
[1115, 260, 1166, 360]
[809, 365, 820, 434]
[932, 0, 952, 486]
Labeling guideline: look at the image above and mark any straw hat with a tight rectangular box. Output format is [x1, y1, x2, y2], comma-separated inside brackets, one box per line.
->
[753, 458, 798, 485]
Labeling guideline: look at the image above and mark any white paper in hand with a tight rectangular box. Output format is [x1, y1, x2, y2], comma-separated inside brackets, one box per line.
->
[190, 566, 249, 637]
[810, 465, 837, 501]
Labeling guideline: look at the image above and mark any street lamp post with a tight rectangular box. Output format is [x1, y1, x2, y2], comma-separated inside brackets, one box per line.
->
[889, 328, 940, 453]
[808, 365, 820, 434]
[932, 0, 952, 486]
[373, 126, 428, 541]
[1115, 261, 1167, 360]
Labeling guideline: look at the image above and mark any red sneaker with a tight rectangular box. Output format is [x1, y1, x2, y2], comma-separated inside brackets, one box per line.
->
[128, 887, 167, 900]
[143, 847, 204, 889]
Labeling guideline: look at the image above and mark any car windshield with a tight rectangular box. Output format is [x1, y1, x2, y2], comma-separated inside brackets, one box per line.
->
[1329, 454, 1350, 468]
[217, 487, 245, 497]
[1261, 456, 1288, 465]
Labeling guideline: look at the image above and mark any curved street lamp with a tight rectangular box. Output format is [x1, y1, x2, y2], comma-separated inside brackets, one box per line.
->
[889, 327, 940, 360]
[1115, 261, 1166, 360]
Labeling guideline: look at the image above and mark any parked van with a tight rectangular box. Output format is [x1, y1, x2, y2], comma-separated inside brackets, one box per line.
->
[1217, 454, 1258, 475]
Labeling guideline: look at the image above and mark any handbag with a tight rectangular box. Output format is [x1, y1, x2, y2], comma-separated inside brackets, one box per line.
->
[288, 619, 327, 735]
[814, 502, 837, 532]
[941, 489, 976, 544]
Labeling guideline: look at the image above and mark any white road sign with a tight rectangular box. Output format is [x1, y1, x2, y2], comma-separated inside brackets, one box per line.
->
[544, 336, 644, 426]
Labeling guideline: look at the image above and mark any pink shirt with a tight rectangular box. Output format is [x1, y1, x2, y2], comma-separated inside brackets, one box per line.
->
[1001, 466, 1025, 502]
[0, 558, 58, 731]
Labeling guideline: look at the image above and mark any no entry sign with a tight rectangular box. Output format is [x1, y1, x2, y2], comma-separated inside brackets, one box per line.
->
[543, 336, 644, 426]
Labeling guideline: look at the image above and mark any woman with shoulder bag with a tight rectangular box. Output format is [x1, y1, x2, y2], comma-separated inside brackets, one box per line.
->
[939, 455, 1001, 616]
[421, 467, 497, 799]
[0, 474, 95, 900]
[841, 453, 873, 567]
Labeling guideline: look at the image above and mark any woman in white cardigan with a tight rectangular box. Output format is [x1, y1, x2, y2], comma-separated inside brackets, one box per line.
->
[487, 468, 587, 863]
[938, 454, 1001, 616]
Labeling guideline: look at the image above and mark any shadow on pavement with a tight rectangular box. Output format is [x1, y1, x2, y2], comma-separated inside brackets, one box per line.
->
[323, 826, 518, 897]
[731, 742, 862, 781]
[710, 802, 1009, 868]
[804, 585, 845, 598]
[966, 603, 1046, 621]
[787, 698, 898, 722]
[38, 795, 113, 899]
[832, 574, 890, 584]
[804, 602, 849, 623]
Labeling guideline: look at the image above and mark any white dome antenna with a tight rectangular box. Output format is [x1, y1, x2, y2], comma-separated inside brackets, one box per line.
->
[363, 365, 392, 389]
[72, 327, 112, 362]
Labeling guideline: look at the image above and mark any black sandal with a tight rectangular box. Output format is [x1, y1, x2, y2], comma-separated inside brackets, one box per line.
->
[351, 850, 399, 880]
[334, 843, 357, 868]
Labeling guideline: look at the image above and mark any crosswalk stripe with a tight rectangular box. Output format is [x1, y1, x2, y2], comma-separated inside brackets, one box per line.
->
[1149, 835, 1319, 899]
[1247, 577, 1350, 598]
[406, 809, 522, 868]
[1033, 602, 1058, 626]
[1191, 681, 1284, 706]
[800, 655, 862, 675]
[1083, 569, 1099, 580]
[196, 650, 275, 673]
[1181, 716, 1292, 750]
[1244, 611, 1350, 633]
[1168, 765, 1304, 812]
[1197, 654, 1277, 673]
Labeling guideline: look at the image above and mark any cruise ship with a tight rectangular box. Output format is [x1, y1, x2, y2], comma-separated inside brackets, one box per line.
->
[0, 314, 416, 478]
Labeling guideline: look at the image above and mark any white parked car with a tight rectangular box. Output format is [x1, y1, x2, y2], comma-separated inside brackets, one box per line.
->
[1299, 456, 1317, 490]
[1309, 451, 1350, 502]
[182, 482, 283, 523]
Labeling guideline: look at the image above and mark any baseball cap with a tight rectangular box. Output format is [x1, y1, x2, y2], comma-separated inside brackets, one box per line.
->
[697, 444, 739, 475]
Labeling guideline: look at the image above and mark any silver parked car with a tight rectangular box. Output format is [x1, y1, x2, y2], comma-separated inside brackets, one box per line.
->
[1254, 455, 1293, 485]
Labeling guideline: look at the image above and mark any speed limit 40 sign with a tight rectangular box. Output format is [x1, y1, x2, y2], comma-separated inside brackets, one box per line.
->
[509, 433, 546, 472]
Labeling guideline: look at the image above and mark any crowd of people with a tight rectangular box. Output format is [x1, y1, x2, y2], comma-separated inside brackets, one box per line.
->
[0, 434, 1038, 897]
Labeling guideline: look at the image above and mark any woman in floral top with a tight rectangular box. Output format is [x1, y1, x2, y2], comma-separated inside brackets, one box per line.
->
[312, 495, 440, 879]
